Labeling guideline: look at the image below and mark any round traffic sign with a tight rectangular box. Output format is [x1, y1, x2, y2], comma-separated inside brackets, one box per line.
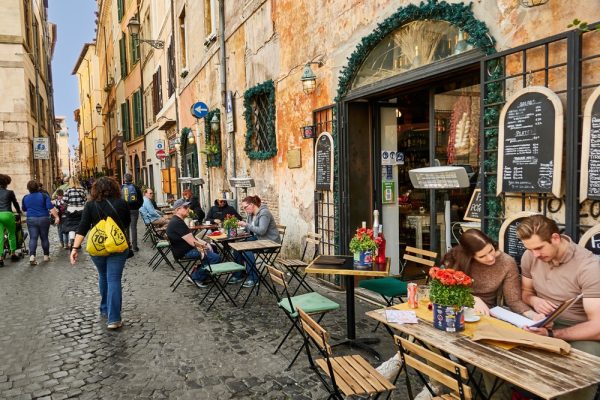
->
[190, 101, 209, 119]
[156, 149, 167, 160]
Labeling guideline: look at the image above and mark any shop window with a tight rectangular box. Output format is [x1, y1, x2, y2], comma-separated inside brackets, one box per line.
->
[243, 80, 277, 160]
[352, 20, 474, 89]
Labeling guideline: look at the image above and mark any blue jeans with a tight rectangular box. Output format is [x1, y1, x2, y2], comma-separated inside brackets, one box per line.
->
[90, 251, 128, 324]
[27, 216, 51, 256]
[184, 248, 221, 282]
[57, 223, 68, 246]
[233, 236, 258, 282]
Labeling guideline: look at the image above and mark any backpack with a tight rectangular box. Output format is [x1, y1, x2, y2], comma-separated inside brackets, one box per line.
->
[121, 183, 138, 206]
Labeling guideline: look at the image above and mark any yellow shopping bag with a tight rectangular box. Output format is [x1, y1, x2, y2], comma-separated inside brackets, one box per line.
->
[86, 216, 128, 256]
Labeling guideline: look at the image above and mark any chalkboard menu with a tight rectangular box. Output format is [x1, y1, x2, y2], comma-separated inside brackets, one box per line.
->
[464, 188, 482, 222]
[497, 87, 563, 198]
[315, 132, 333, 191]
[580, 86, 600, 201]
[579, 225, 600, 260]
[499, 212, 538, 267]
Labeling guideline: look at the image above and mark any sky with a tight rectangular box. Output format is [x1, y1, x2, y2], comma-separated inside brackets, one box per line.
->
[48, 0, 97, 150]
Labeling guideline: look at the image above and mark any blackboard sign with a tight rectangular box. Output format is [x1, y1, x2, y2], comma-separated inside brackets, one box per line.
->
[315, 132, 333, 191]
[580, 86, 600, 201]
[579, 225, 600, 259]
[499, 212, 538, 266]
[497, 86, 563, 198]
[464, 188, 482, 222]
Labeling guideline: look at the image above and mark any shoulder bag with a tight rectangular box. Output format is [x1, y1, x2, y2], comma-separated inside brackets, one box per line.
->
[86, 200, 129, 256]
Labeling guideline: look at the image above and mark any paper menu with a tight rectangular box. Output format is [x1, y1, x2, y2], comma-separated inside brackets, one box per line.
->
[490, 306, 535, 328]
[385, 310, 418, 324]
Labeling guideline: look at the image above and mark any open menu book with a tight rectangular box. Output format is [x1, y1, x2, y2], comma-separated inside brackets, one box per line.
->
[490, 294, 584, 328]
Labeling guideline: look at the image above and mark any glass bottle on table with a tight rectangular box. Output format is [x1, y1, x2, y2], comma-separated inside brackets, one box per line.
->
[376, 225, 386, 265]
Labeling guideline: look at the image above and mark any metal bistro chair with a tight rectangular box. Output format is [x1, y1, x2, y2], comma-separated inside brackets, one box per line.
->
[148, 223, 174, 271]
[167, 237, 203, 292]
[359, 247, 437, 332]
[267, 265, 339, 370]
[395, 335, 472, 400]
[276, 232, 321, 295]
[198, 258, 246, 311]
[297, 307, 395, 399]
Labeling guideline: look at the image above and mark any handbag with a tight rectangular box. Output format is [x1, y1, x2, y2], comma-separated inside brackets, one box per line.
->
[86, 201, 129, 256]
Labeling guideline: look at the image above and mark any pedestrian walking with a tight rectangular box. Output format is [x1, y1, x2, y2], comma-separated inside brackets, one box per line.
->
[70, 177, 131, 330]
[52, 189, 68, 248]
[22, 180, 59, 265]
[0, 174, 22, 266]
[121, 173, 143, 252]
[63, 177, 87, 249]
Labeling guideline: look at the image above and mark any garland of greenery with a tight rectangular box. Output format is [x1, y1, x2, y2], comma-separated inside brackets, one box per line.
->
[180, 127, 191, 155]
[243, 80, 277, 160]
[333, 0, 499, 248]
[204, 109, 222, 167]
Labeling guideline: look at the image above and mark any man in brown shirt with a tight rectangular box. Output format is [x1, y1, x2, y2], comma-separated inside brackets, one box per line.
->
[517, 215, 600, 400]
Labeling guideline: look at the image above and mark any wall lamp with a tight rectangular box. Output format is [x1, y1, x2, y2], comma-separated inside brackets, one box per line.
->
[210, 113, 220, 133]
[301, 61, 323, 94]
[188, 132, 195, 145]
[127, 17, 164, 49]
[95, 103, 102, 115]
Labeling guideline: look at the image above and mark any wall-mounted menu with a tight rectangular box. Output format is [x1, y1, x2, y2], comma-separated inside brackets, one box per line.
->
[498, 212, 538, 267]
[580, 86, 600, 202]
[497, 86, 563, 198]
[315, 132, 333, 191]
[580, 225, 600, 259]
[464, 188, 482, 222]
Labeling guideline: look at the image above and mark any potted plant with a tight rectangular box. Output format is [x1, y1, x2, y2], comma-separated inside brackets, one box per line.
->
[201, 142, 219, 155]
[428, 267, 475, 332]
[349, 227, 381, 268]
[223, 214, 239, 238]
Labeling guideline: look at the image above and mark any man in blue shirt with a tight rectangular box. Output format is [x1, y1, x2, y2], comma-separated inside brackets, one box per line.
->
[139, 188, 170, 227]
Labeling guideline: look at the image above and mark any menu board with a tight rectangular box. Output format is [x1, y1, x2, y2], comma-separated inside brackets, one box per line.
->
[315, 132, 333, 191]
[497, 86, 563, 198]
[498, 212, 538, 266]
[464, 188, 482, 222]
[579, 225, 600, 259]
[580, 86, 600, 201]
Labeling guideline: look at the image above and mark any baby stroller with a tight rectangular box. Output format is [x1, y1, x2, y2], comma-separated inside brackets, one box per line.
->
[2, 213, 28, 259]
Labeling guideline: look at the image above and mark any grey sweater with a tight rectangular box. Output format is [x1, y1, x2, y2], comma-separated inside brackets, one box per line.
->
[246, 205, 280, 243]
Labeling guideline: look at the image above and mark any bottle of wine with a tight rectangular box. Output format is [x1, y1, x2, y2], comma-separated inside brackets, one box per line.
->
[376, 225, 386, 265]
[372, 210, 379, 238]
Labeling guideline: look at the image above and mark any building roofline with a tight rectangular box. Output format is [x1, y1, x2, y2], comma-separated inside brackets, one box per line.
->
[71, 42, 96, 75]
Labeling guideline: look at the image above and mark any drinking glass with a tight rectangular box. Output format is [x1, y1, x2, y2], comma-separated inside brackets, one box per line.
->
[418, 285, 430, 307]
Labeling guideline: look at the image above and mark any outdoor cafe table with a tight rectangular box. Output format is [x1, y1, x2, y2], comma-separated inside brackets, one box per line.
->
[206, 232, 252, 261]
[366, 305, 600, 400]
[228, 239, 282, 307]
[305, 255, 389, 360]
[189, 223, 218, 239]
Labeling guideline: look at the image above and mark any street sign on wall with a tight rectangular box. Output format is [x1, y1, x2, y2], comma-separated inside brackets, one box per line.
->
[33, 137, 49, 159]
[226, 91, 235, 133]
[191, 101, 209, 119]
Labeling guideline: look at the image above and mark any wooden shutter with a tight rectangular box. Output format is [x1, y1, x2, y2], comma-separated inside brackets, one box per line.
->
[133, 90, 143, 137]
[119, 37, 127, 78]
[121, 101, 130, 141]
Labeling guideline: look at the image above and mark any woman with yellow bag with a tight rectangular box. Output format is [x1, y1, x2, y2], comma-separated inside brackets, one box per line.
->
[70, 177, 130, 330]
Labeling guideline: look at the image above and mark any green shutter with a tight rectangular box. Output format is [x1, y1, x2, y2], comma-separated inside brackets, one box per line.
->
[119, 37, 127, 78]
[130, 35, 139, 65]
[117, 0, 124, 22]
[121, 101, 130, 141]
[133, 90, 143, 137]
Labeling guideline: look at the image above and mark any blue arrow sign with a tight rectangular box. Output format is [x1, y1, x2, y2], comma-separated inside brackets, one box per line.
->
[190, 101, 209, 119]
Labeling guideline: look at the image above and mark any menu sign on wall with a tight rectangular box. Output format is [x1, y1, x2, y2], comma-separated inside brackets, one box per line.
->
[463, 188, 482, 222]
[580, 86, 600, 202]
[499, 212, 538, 267]
[315, 132, 333, 191]
[497, 86, 563, 198]
[579, 225, 600, 259]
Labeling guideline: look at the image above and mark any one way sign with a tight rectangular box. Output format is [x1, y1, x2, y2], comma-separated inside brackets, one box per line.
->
[190, 101, 209, 119]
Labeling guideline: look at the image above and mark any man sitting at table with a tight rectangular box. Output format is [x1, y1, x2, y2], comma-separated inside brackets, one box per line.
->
[206, 197, 242, 223]
[517, 215, 600, 400]
[139, 188, 170, 228]
[166, 199, 221, 287]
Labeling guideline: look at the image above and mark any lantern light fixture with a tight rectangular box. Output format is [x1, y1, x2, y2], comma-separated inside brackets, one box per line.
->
[127, 17, 164, 49]
[300, 61, 323, 94]
[210, 113, 220, 133]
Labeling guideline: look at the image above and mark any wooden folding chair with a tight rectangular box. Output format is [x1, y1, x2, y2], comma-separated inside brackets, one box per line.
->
[400, 246, 438, 282]
[277, 224, 287, 243]
[297, 307, 395, 400]
[276, 232, 321, 294]
[267, 265, 339, 370]
[395, 336, 472, 400]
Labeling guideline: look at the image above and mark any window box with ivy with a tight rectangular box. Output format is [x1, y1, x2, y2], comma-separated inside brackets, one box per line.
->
[204, 109, 222, 167]
[243, 80, 277, 160]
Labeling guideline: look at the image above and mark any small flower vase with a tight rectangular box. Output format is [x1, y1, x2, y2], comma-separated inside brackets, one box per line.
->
[226, 228, 237, 238]
[432, 303, 465, 332]
[353, 250, 373, 269]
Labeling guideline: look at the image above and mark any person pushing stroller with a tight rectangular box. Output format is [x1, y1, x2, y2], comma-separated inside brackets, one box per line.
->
[0, 174, 21, 266]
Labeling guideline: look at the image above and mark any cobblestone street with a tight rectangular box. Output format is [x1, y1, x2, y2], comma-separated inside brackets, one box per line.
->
[0, 227, 407, 399]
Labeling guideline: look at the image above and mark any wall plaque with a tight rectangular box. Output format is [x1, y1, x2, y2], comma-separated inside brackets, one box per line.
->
[580, 86, 600, 202]
[315, 132, 333, 191]
[463, 188, 482, 222]
[497, 86, 563, 197]
[498, 211, 539, 267]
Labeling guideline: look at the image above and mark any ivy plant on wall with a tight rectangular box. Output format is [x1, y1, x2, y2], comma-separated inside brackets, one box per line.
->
[204, 109, 222, 167]
[243, 80, 277, 160]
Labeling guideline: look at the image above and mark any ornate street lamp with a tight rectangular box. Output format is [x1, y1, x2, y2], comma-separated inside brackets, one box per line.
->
[127, 17, 165, 49]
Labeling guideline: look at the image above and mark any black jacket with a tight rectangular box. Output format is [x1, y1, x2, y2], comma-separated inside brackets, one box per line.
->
[206, 203, 242, 221]
[188, 196, 205, 221]
[0, 188, 21, 213]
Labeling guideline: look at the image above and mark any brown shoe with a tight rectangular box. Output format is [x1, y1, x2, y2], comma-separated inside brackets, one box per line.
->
[107, 321, 123, 330]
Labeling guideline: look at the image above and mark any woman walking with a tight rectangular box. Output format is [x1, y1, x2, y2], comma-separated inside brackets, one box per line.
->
[70, 177, 130, 330]
[22, 180, 59, 265]
[62, 177, 87, 249]
[0, 174, 22, 266]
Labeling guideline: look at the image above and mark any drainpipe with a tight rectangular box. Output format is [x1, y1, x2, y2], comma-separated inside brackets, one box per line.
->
[218, 0, 235, 183]
[33, 19, 41, 181]
[170, 0, 181, 197]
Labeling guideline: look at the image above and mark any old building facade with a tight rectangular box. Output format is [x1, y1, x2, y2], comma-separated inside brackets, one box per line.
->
[0, 0, 58, 198]
[89, 0, 600, 261]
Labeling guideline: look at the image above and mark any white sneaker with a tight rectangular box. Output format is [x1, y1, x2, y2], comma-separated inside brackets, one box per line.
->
[43, 255, 50, 262]
[29, 255, 37, 266]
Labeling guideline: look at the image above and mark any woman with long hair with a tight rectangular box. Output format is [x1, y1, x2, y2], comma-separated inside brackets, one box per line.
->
[62, 176, 87, 249]
[22, 180, 59, 265]
[182, 189, 205, 222]
[0, 174, 22, 266]
[70, 177, 131, 330]
[442, 229, 534, 317]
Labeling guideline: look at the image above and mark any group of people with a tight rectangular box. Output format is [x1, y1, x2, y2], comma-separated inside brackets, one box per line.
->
[420, 214, 600, 400]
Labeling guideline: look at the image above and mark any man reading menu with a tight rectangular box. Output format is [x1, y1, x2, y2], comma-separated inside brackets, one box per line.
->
[518, 215, 600, 400]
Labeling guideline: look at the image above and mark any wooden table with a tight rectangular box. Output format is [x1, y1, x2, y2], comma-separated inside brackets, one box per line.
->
[228, 239, 282, 306]
[306, 255, 389, 359]
[207, 232, 252, 261]
[189, 224, 218, 239]
[367, 306, 600, 399]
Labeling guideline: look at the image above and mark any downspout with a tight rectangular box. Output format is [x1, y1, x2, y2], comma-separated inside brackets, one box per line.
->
[135, 1, 147, 186]
[170, 0, 181, 197]
[218, 0, 235, 182]
[33, 19, 41, 181]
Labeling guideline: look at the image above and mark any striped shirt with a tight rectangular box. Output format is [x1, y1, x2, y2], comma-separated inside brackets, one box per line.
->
[64, 187, 87, 208]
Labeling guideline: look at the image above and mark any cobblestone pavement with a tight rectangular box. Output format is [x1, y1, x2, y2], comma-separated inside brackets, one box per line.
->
[0, 225, 412, 399]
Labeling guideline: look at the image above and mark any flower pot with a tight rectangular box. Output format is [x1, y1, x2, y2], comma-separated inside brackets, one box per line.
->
[353, 250, 373, 269]
[432, 303, 465, 332]
[226, 228, 237, 238]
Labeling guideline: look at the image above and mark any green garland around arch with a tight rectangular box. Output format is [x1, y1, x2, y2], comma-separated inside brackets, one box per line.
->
[333, 0, 499, 247]
[180, 127, 192, 155]
[204, 109, 222, 167]
[243, 80, 277, 160]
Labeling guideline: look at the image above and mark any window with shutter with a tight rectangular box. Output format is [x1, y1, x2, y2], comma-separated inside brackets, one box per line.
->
[121, 101, 130, 141]
[133, 90, 143, 137]
[152, 67, 163, 117]
[117, 0, 124, 22]
[167, 41, 175, 97]
[130, 34, 140, 65]
[119, 37, 128, 78]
